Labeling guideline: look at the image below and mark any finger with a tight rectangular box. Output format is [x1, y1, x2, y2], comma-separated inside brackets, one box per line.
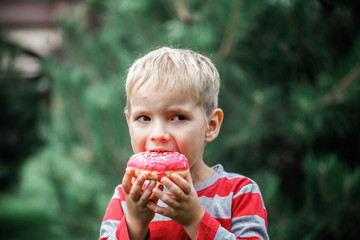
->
[160, 176, 185, 199]
[171, 173, 191, 195]
[139, 180, 156, 204]
[153, 187, 179, 209]
[184, 171, 193, 185]
[147, 200, 169, 215]
[122, 167, 134, 194]
[149, 184, 164, 203]
[129, 173, 146, 201]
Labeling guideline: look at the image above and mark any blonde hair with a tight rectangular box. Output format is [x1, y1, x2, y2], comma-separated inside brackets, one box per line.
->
[125, 47, 220, 117]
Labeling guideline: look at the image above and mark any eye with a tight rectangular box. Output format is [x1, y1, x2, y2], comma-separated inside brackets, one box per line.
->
[136, 115, 151, 122]
[172, 115, 188, 121]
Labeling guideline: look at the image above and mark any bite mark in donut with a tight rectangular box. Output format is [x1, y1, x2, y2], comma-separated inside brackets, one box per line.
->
[127, 151, 189, 181]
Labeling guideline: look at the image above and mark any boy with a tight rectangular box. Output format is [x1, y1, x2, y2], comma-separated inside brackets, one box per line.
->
[99, 47, 269, 240]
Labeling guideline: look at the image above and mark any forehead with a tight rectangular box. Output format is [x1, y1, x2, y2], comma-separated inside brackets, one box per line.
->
[130, 80, 193, 102]
[128, 82, 202, 115]
[130, 75, 198, 101]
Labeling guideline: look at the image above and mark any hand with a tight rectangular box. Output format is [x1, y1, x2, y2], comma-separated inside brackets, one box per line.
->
[122, 167, 161, 240]
[147, 173, 205, 239]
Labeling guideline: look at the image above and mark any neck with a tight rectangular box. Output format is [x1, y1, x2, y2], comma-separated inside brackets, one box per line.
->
[190, 160, 215, 186]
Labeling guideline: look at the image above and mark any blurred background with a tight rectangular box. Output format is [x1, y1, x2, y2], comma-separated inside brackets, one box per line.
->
[1, 0, 360, 239]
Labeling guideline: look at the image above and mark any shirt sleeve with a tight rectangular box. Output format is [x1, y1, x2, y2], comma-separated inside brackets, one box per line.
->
[196, 210, 221, 239]
[197, 180, 269, 240]
[230, 181, 269, 240]
[99, 186, 130, 240]
[197, 210, 269, 240]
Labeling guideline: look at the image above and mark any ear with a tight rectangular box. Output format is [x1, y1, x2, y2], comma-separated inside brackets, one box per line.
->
[205, 108, 224, 143]
[125, 109, 130, 125]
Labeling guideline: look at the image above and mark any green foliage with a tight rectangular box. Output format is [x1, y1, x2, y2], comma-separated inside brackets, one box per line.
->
[296, 155, 359, 239]
[1, 0, 360, 239]
[0, 35, 43, 192]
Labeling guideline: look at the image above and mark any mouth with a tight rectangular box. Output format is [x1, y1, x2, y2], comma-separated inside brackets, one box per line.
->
[149, 149, 174, 153]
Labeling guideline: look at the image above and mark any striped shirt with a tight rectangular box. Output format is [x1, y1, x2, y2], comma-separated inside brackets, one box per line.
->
[99, 164, 269, 240]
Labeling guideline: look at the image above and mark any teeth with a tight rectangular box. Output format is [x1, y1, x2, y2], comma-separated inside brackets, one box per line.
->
[150, 150, 168, 153]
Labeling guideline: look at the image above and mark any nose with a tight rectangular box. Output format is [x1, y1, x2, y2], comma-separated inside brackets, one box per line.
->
[150, 120, 170, 142]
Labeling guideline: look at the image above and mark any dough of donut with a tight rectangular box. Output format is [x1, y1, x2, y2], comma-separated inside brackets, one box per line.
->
[127, 151, 189, 181]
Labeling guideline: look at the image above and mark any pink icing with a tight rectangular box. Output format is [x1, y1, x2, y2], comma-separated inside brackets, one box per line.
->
[127, 152, 189, 180]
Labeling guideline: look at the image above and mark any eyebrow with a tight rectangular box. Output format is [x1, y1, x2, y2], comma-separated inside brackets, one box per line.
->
[129, 108, 150, 116]
[130, 106, 195, 116]
[166, 106, 196, 116]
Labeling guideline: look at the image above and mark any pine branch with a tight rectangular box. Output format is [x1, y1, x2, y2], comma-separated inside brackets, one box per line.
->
[283, 5, 316, 82]
[213, 0, 243, 62]
[166, 0, 219, 26]
[68, 90, 92, 150]
[320, 61, 360, 107]
[167, 0, 218, 24]
[192, 0, 218, 23]
[283, 5, 308, 56]
[171, 0, 193, 24]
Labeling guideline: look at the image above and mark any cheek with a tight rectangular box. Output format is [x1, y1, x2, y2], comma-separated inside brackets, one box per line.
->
[178, 127, 206, 152]
[129, 127, 146, 147]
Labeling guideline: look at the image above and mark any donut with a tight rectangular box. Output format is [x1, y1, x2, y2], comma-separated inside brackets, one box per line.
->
[127, 151, 189, 181]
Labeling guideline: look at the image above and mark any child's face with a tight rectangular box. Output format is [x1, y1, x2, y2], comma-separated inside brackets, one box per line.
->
[125, 83, 210, 168]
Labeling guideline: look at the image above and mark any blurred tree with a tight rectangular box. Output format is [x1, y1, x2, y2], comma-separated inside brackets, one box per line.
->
[1, 0, 359, 239]
[0, 36, 43, 192]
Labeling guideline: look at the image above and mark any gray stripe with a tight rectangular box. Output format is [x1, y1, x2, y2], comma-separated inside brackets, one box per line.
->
[121, 201, 128, 213]
[231, 215, 269, 240]
[199, 190, 266, 220]
[114, 188, 121, 199]
[233, 182, 266, 210]
[212, 215, 269, 240]
[199, 194, 233, 219]
[100, 219, 120, 239]
[153, 213, 172, 222]
[112, 186, 128, 214]
[151, 194, 243, 222]
[152, 200, 172, 222]
[214, 226, 237, 240]
[233, 182, 260, 198]
[195, 165, 244, 191]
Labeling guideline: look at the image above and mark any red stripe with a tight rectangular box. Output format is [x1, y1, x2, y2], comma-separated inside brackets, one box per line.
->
[116, 185, 126, 197]
[102, 197, 124, 221]
[149, 221, 189, 239]
[198, 211, 220, 239]
[214, 218, 231, 231]
[117, 218, 130, 240]
[197, 177, 254, 198]
[232, 192, 266, 220]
